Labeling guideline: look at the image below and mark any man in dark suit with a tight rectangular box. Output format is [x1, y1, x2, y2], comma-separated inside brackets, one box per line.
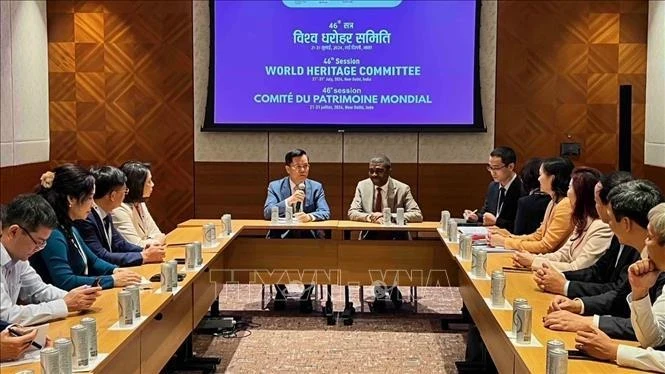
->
[535, 172, 637, 298]
[74, 166, 165, 267]
[263, 149, 331, 313]
[464, 146, 524, 232]
[542, 179, 665, 340]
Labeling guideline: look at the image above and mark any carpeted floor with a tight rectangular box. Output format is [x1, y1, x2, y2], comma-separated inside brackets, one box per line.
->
[186, 285, 468, 373]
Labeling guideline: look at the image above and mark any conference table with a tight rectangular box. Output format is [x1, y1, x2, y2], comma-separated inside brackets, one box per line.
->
[438, 231, 644, 374]
[5, 219, 644, 373]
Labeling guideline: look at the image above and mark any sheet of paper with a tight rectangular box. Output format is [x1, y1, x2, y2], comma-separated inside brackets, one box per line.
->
[202, 240, 219, 249]
[0, 350, 40, 367]
[483, 297, 513, 310]
[183, 265, 204, 272]
[455, 254, 471, 263]
[504, 331, 543, 347]
[72, 353, 110, 372]
[466, 271, 490, 280]
[138, 277, 153, 289]
[459, 226, 489, 236]
[473, 244, 512, 253]
[108, 316, 147, 331]
[154, 285, 182, 295]
[32, 324, 48, 348]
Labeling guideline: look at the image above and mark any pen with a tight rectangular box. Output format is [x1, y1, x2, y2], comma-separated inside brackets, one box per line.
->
[164, 242, 189, 246]
[7, 327, 42, 349]
[502, 266, 532, 273]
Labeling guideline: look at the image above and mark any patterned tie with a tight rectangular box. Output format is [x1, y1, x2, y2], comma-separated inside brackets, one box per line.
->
[374, 187, 382, 212]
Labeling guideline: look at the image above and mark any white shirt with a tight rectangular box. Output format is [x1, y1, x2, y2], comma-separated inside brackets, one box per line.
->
[615, 286, 665, 372]
[629, 287, 665, 348]
[0, 242, 68, 325]
[289, 179, 307, 214]
[616, 244, 625, 267]
[616, 346, 665, 372]
[93, 204, 112, 250]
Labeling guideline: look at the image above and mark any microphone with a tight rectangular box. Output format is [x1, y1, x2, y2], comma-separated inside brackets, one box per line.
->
[295, 183, 305, 213]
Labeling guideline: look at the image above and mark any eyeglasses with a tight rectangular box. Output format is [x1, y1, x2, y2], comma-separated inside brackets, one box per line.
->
[486, 164, 506, 172]
[18, 225, 47, 249]
[114, 186, 129, 195]
[290, 164, 310, 171]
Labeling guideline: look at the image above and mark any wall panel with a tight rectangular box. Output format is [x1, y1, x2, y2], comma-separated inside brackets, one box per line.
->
[495, 0, 647, 175]
[0, 1, 50, 168]
[644, 165, 665, 194]
[45, 0, 194, 231]
[195, 161, 476, 223]
[3, 1, 653, 231]
[645, 1, 665, 168]
[195, 162, 267, 219]
[0, 162, 50, 203]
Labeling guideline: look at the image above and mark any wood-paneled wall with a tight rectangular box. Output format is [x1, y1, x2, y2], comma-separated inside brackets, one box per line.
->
[0, 163, 50, 203]
[3, 1, 660, 229]
[495, 0, 648, 175]
[195, 161, 664, 223]
[45, 0, 194, 230]
[195, 162, 489, 222]
[645, 165, 665, 194]
[193, 0, 655, 222]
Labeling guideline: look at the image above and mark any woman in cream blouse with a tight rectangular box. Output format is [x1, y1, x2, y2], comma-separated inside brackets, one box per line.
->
[512, 167, 613, 272]
[111, 161, 165, 247]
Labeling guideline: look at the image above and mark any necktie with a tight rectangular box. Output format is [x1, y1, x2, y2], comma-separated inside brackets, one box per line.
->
[103, 215, 111, 232]
[293, 187, 302, 213]
[498, 187, 506, 216]
[103, 216, 112, 248]
[374, 187, 382, 212]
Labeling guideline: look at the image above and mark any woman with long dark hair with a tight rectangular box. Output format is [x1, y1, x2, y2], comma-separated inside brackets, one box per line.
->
[30, 164, 141, 290]
[111, 161, 165, 247]
[491, 157, 575, 253]
[512, 167, 613, 271]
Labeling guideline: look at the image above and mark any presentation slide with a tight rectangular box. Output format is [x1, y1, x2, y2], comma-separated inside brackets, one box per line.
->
[210, 0, 479, 129]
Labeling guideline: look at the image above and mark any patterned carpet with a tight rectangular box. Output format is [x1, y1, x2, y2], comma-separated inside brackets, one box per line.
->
[186, 285, 467, 373]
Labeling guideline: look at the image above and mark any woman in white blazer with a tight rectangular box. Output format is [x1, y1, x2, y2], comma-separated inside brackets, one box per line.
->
[513, 167, 612, 272]
[111, 161, 165, 247]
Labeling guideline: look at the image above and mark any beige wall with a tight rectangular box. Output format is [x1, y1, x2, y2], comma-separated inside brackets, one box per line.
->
[193, 1, 497, 164]
[646, 0, 665, 168]
[0, 1, 50, 167]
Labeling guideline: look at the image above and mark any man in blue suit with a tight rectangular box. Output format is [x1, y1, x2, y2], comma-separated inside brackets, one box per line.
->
[75, 166, 165, 267]
[263, 149, 331, 312]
